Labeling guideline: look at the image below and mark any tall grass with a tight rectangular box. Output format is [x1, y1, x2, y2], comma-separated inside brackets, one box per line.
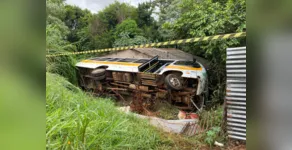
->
[46, 72, 168, 149]
[46, 55, 78, 85]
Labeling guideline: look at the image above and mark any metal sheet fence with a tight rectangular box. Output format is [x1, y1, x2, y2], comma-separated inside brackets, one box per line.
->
[226, 46, 246, 141]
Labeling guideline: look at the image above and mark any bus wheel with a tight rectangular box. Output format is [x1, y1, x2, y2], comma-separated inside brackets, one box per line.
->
[165, 74, 183, 90]
[91, 68, 106, 76]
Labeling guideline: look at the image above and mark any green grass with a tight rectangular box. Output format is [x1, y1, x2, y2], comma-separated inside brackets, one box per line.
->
[46, 55, 78, 85]
[46, 72, 225, 149]
[46, 72, 170, 149]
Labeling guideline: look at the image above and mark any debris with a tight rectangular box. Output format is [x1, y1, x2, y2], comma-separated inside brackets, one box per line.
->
[189, 113, 199, 119]
[214, 141, 224, 147]
[143, 107, 159, 117]
[178, 110, 199, 119]
[136, 114, 199, 136]
[117, 106, 201, 136]
[191, 98, 202, 112]
[107, 88, 127, 91]
[118, 106, 131, 113]
[178, 110, 187, 119]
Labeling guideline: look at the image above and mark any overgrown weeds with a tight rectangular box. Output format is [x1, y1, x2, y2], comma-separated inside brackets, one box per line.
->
[197, 106, 226, 147]
[46, 72, 226, 149]
[154, 101, 179, 120]
[46, 55, 78, 85]
[46, 72, 165, 149]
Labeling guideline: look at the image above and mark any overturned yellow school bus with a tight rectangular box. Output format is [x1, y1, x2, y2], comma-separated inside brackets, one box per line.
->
[76, 55, 208, 111]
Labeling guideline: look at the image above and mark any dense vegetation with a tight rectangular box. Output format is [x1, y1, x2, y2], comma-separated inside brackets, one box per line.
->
[46, 72, 226, 149]
[46, 0, 245, 148]
[46, 0, 245, 105]
[46, 72, 165, 149]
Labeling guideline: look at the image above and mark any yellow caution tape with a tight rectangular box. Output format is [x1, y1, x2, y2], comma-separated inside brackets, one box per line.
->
[46, 32, 246, 57]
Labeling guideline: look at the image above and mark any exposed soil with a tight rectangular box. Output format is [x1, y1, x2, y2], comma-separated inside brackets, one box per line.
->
[226, 140, 246, 150]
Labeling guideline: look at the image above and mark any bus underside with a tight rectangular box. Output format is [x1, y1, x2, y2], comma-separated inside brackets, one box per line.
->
[78, 69, 204, 112]
[77, 56, 204, 112]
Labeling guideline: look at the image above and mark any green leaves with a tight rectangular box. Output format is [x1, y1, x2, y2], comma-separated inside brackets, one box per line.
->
[204, 127, 221, 146]
[137, 2, 154, 27]
[114, 19, 142, 39]
[46, 0, 246, 105]
[113, 32, 150, 47]
[158, 0, 246, 104]
[46, 0, 78, 84]
[113, 19, 150, 47]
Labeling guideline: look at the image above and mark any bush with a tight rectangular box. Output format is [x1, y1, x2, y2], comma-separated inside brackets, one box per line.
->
[114, 19, 142, 39]
[197, 106, 226, 146]
[113, 32, 149, 47]
[46, 55, 77, 85]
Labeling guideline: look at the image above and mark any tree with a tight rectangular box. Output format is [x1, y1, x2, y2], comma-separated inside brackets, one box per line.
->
[113, 32, 149, 47]
[46, 0, 77, 84]
[155, 0, 181, 24]
[87, 2, 138, 50]
[136, 2, 161, 42]
[152, 0, 174, 23]
[113, 19, 149, 47]
[159, 0, 246, 104]
[137, 2, 154, 27]
[64, 5, 92, 43]
[114, 19, 142, 39]
[46, 0, 72, 51]
[90, 1, 137, 33]
[152, 0, 182, 40]
[90, 31, 114, 49]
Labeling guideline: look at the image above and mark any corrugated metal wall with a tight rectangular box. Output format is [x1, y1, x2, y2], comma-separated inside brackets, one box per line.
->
[226, 47, 246, 141]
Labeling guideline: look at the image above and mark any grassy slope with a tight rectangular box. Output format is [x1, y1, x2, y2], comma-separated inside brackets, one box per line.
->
[46, 72, 172, 149]
[46, 72, 223, 149]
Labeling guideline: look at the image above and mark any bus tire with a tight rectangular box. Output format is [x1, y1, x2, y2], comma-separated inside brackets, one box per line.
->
[91, 68, 106, 76]
[165, 74, 183, 90]
[93, 74, 106, 81]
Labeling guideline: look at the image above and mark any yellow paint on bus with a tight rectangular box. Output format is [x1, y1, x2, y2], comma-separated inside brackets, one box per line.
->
[82, 60, 141, 66]
[165, 65, 202, 71]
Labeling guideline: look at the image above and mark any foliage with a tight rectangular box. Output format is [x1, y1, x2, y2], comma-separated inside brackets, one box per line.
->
[152, 0, 174, 23]
[204, 127, 221, 146]
[91, 1, 137, 31]
[64, 5, 92, 45]
[46, 0, 66, 20]
[46, 24, 68, 50]
[114, 19, 142, 39]
[46, 0, 246, 105]
[46, 0, 77, 84]
[155, 0, 181, 25]
[137, 2, 161, 41]
[153, 0, 182, 40]
[46, 72, 167, 149]
[90, 31, 114, 49]
[46, 55, 77, 85]
[198, 106, 225, 145]
[137, 2, 154, 27]
[142, 24, 161, 42]
[45, 1, 247, 148]
[113, 32, 149, 47]
[47, 72, 224, 149]
[161, 0, 246, 104]
[86, 2, 139, 50]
